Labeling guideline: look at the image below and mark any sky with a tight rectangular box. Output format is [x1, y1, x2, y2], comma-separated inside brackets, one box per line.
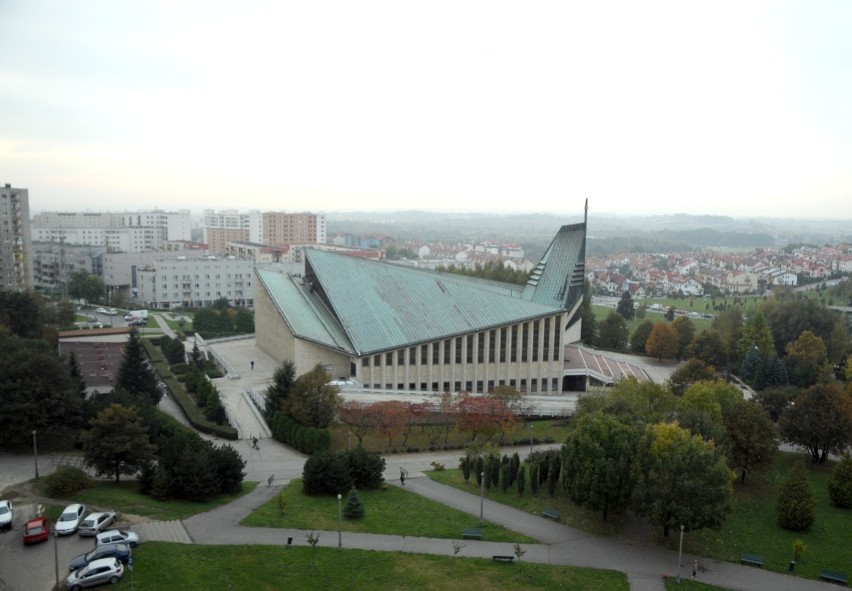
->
[2, 1, 851, 219]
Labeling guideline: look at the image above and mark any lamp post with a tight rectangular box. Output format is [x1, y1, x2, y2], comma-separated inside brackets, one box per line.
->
[32, 430, 39, 479]
[479, 471, 485, 526]
[676, 524, 684, 583]
[52, 526, 59, 589]
[337, 493, 342, 550]
[528, 424, 534, 457]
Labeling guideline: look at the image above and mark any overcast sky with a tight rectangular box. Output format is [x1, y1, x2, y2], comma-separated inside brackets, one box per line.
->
[2, 1, 851, 219]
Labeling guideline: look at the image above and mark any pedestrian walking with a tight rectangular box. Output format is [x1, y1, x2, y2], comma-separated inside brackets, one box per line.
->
[692, 560, 697, 578]
[251, 436, 259, 450]
[250, 360, 254, 370]
[400, 468, 406, 486]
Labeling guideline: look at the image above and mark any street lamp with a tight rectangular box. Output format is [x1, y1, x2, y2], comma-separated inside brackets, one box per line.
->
[337, 493, 343, 550]
[32, 430, 39, 479]
[528, 424, 534, 457]
[479, 471, 485, 526]
[52, 525, 59, 589]
[676, 524, 684, 584]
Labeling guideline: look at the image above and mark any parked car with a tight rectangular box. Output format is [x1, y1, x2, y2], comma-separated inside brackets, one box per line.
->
[69, 542, 131, 571]
[23, 517, 49, 545]
[56, 504, 87, 535]
[95, 307, 107, 314]
[77, 512, 115, 537]
[0, 499, 12, 530]
[105, 308, 117, 316]
[65, 557, 124, 590]
[96, 530, 140, 548]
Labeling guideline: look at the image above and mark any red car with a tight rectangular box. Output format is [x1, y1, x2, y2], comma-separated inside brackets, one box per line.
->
[23, 517, 49, 545]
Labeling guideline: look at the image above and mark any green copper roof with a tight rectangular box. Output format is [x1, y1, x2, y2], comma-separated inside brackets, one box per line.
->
[256, 223, 586, 356]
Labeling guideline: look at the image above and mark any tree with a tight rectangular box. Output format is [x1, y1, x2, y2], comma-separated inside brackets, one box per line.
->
[616, 290, 635, 320]
[712, 307, 744, 366]
[456, 393, 515, 442]
[779, 383, 852, 463]
[763, 298, 849, 363]
[632, 422, 733, 537]
[784, 330, 829, 387]
[284, 365, 343, 428]
[753, 386, 797, 422]
[67, 271, 105, 304]
[688, 329, 728, 369]
[0, 291, 42, 338]
[667, 359, 716, 397]
[736, 312, 774, 367]
[65, 351, 88, 400]
[562, 412, 637, 520]
[630, 320, 654, 354]
[777, 460, 815, 531]
[343, 487, 365, 519]
[265, 360, 296, 417]
[671, 316, 695, 359]
[646, 322, 679, 361]
[339, 401, 372, 446]
[580, 281, 598, 347]
[599, 312, 628, 351]
[828, 453, 852, 509]
[81, 404, 156, 482]
[114, 329, 162, 405]
[723, 400, 777, 483]
[368, 400, 407, 448]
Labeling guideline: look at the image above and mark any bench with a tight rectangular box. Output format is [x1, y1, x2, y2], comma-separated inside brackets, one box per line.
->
[740, 553, 764, 568]
[492, 555, 514, 563]
[820, 570, 848, 586]
[461, 528, 482, 540]
[542, 508, 561, 521]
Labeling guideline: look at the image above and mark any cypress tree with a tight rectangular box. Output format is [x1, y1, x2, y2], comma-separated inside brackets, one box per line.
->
[778, 460, 815, 530]
[344, 487, 365, 519]
[828, 453, 852, 509]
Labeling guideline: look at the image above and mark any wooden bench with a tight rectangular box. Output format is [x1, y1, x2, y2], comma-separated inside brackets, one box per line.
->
[461, 527, 482, 540]
[740, 553, 764, 568]
[542, 508, 561, 521]
[492, 555, 514, 563]
[820, 570, 848, 586]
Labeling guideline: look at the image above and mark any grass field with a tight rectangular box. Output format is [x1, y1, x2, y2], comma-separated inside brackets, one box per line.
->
[50, 480, 258, 521]
[428, 452, 852, 583]
[114, 544, 630, 591]
[242, 478, 536, 543]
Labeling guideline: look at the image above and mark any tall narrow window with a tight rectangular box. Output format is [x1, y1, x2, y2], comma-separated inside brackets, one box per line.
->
[477, 332, 484, 363]
[543, 318, 551, 360]
[488, 330, 496, 363]
[455, 337, 463, 364]
[443, 339, 451, 364]
[500, 327, 507, 362]
[532, 320, 540, 362]
[510, 326, 518, 362]
[521, 323, 529, 362]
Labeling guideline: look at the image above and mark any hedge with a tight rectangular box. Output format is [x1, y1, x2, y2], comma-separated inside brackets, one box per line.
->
[142, 338, 238, 440]
[268, 411, 330, 455]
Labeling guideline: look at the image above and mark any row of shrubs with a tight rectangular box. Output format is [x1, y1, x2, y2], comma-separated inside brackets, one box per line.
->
[268, 411, 330, 454]
[302, 447, 386, 495]
[142, 338, 238, 440]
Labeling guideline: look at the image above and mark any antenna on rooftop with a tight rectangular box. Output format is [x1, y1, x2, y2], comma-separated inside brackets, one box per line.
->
[584, 198, 588, 225]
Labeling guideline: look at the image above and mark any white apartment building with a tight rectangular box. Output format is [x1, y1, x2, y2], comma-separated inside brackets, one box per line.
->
[135, 256, 256, 309]
[202, 209, 263, 242]
[0, 183, 34, 290]
[102, 249, 209, 300]
[32, 227, 165, 253]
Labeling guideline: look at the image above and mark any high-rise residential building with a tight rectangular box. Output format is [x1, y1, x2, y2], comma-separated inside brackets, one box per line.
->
[31, 209, 192, 252]
[0, 183, 34, 291]
[261, 211, 326, 246]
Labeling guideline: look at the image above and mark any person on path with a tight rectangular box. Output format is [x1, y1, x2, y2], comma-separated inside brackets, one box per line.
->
[251, 436, 259, 450]
[250, 360, 254, 370]
[692, 560, 697, 578]
[400, 468, 406, 486]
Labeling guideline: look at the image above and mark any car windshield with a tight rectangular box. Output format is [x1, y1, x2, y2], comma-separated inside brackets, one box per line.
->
[59, 512, 76, 521]
[0, 506, 9, 515]
[27, 525, 44, 534]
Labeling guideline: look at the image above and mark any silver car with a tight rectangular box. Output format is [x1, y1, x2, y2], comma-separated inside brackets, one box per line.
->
[56, 504, 87, 535]
[77, 512, 115, 537]
[65, 557, 124, 590]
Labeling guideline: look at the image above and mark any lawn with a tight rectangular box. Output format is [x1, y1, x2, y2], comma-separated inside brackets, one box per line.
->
[115, 543, 630, 591]
[680, 453, 852, 580]
[329, 418, 570, 454]
[242, 478, 536, 543]
[427, 452, 852, 583]
[426, 469, 622, 537]
[44, 480, 258, 521]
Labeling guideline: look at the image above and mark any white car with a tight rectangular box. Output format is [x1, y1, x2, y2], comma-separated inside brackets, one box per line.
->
[56, 504, 87, 535]
[77, 512, 115, 537]
[96, 530, 140, 548]
[65, 557, 124, 589]
[105, 308, 117, 316]
[0, 500, 12, 530]
[95, 307, 107, 314]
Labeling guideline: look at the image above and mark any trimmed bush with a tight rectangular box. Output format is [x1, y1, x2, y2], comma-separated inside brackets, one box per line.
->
[828, 453, 852, 509]
[43, 466, 92, 498]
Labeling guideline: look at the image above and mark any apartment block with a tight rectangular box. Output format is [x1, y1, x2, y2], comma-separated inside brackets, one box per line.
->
[0, 184, 34, 290]
[135, 256, 256, 309]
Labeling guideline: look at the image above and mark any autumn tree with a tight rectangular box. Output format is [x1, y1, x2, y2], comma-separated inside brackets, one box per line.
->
[283, 365, 343, 428]
[82, 404, 156, 482]
[723, 400, 777, 483]
[562, 412, 637, 520]
[632, 422, 733, 537]
[646, 322, 679, 361]
[779, 383, 852, 463]
[339, 401, 372, 446]
[369, 400, 407, 448]
[599, 312, 629, 351]
[456, 393, 514, 442]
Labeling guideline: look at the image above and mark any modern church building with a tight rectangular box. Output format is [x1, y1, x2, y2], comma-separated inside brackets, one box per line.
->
[254, 219, 587, 394]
